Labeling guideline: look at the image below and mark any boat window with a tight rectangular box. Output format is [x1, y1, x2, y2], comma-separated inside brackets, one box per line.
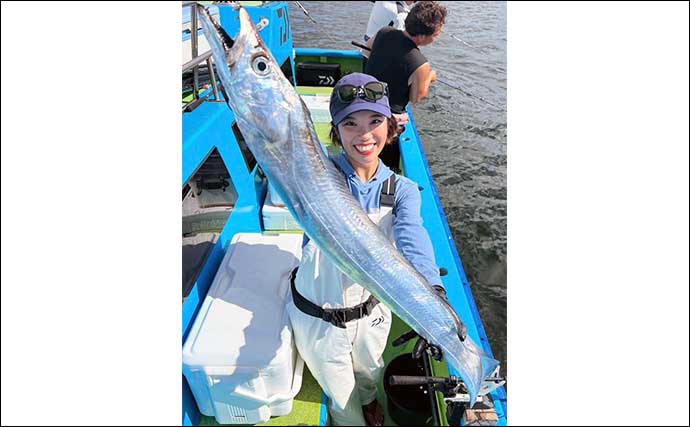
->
[182, 148, 235, 300]
[231, 123, 258, 173]
[182, 148, 237, 235]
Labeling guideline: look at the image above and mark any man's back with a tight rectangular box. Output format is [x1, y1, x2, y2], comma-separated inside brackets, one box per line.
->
[365, 27, 427, 114]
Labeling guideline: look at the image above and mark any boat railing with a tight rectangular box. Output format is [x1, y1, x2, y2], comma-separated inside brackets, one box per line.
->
[182, 1, 220, 112]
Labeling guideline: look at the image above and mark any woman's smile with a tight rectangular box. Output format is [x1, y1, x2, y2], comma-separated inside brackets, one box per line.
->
[353, 142, 377, 155]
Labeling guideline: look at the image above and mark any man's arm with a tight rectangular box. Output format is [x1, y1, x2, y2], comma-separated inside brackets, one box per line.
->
[408, 62, 435, 103]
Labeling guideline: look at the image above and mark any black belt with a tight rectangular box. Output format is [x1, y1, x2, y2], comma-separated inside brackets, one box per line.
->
[290, 267, 380, 329]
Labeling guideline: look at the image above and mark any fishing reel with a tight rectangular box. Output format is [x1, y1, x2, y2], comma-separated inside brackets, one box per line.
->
[387, 366, 505, 426]
[389, 328, 504, 424]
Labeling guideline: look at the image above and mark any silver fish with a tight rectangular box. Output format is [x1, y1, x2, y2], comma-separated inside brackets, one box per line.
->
[197, 5, 498, 405]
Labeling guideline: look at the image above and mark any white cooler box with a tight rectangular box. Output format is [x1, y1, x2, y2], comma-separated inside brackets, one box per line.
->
[183, 232, 304, 424]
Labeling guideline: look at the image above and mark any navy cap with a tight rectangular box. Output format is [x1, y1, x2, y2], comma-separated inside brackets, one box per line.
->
[329, 73, 392, 125]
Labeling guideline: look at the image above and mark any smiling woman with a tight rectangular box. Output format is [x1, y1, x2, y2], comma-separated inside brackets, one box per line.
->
[328, 73, 399, 175]
[338, 111, 389, 163]
[287, 71, 457, 426]
[183, 3, 507, 425]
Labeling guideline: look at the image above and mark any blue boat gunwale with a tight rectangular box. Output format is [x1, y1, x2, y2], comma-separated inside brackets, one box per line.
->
[182, 7, 506, 426]
[404, 109, 507, 423]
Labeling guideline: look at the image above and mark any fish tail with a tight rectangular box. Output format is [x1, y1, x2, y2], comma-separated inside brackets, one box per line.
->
[444, 337, 499, 407]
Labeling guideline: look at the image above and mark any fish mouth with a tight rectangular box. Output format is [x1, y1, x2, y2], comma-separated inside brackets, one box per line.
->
[196, 5, 234, 49]
[234, 7, 271, 61]
[197, 4, 274, 75]
[196, 4, 241, 68]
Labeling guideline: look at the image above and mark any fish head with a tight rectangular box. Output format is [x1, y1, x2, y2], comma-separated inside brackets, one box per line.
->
[197, 5, 299, 155]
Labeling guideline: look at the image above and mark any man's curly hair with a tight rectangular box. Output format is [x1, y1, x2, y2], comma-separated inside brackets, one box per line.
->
[405, 1, 448, 37]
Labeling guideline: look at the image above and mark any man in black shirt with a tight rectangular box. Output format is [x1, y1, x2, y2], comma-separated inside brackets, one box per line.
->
[365, 25, 429, 116]
[364, 1, 447, 169]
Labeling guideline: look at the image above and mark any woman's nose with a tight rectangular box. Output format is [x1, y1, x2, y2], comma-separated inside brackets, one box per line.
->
[358, 128, 374, 139]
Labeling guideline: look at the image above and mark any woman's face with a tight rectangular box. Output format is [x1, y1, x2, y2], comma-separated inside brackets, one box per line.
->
[336, 110, 389, 170]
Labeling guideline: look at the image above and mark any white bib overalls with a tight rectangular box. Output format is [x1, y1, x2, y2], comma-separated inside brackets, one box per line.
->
[288, 204, 394, 426]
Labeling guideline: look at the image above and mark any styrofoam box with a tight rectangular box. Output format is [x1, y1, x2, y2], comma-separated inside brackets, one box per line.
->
[183, 233, 304, 424]
[262, 204, 302, 232]
[267, 182, 286, 207]
[262, 184, 302, 231]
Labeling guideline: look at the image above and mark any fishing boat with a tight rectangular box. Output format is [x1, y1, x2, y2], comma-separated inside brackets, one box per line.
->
[181, 2, 507, 425]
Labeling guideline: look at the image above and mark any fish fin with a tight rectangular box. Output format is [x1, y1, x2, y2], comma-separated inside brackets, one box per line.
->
[445, 336, 500, 407]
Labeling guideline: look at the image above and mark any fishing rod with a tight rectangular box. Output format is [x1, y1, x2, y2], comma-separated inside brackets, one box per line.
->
[292, 1, 341, 44]
[350, 41, 499, 109]
[434, 78, 499, 109]
[448, 33, 475, 49]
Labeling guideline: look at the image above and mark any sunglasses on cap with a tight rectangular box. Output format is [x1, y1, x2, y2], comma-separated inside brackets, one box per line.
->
[335, 81, 389, 103]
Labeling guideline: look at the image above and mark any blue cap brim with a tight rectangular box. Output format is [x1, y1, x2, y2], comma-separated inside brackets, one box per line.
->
[332, 99, 392, 125]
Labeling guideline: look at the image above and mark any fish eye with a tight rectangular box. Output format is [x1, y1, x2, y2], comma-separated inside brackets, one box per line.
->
[251, 55, 271, 76]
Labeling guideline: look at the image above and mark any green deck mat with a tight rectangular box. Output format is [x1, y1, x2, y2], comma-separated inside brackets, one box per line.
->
[296, 86, 340, 156]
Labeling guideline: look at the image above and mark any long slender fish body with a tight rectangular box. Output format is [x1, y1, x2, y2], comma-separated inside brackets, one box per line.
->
[197, 5, 498, 405]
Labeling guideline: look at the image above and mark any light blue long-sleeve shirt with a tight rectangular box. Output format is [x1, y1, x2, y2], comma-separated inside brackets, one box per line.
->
[326, 152, 443, 288]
